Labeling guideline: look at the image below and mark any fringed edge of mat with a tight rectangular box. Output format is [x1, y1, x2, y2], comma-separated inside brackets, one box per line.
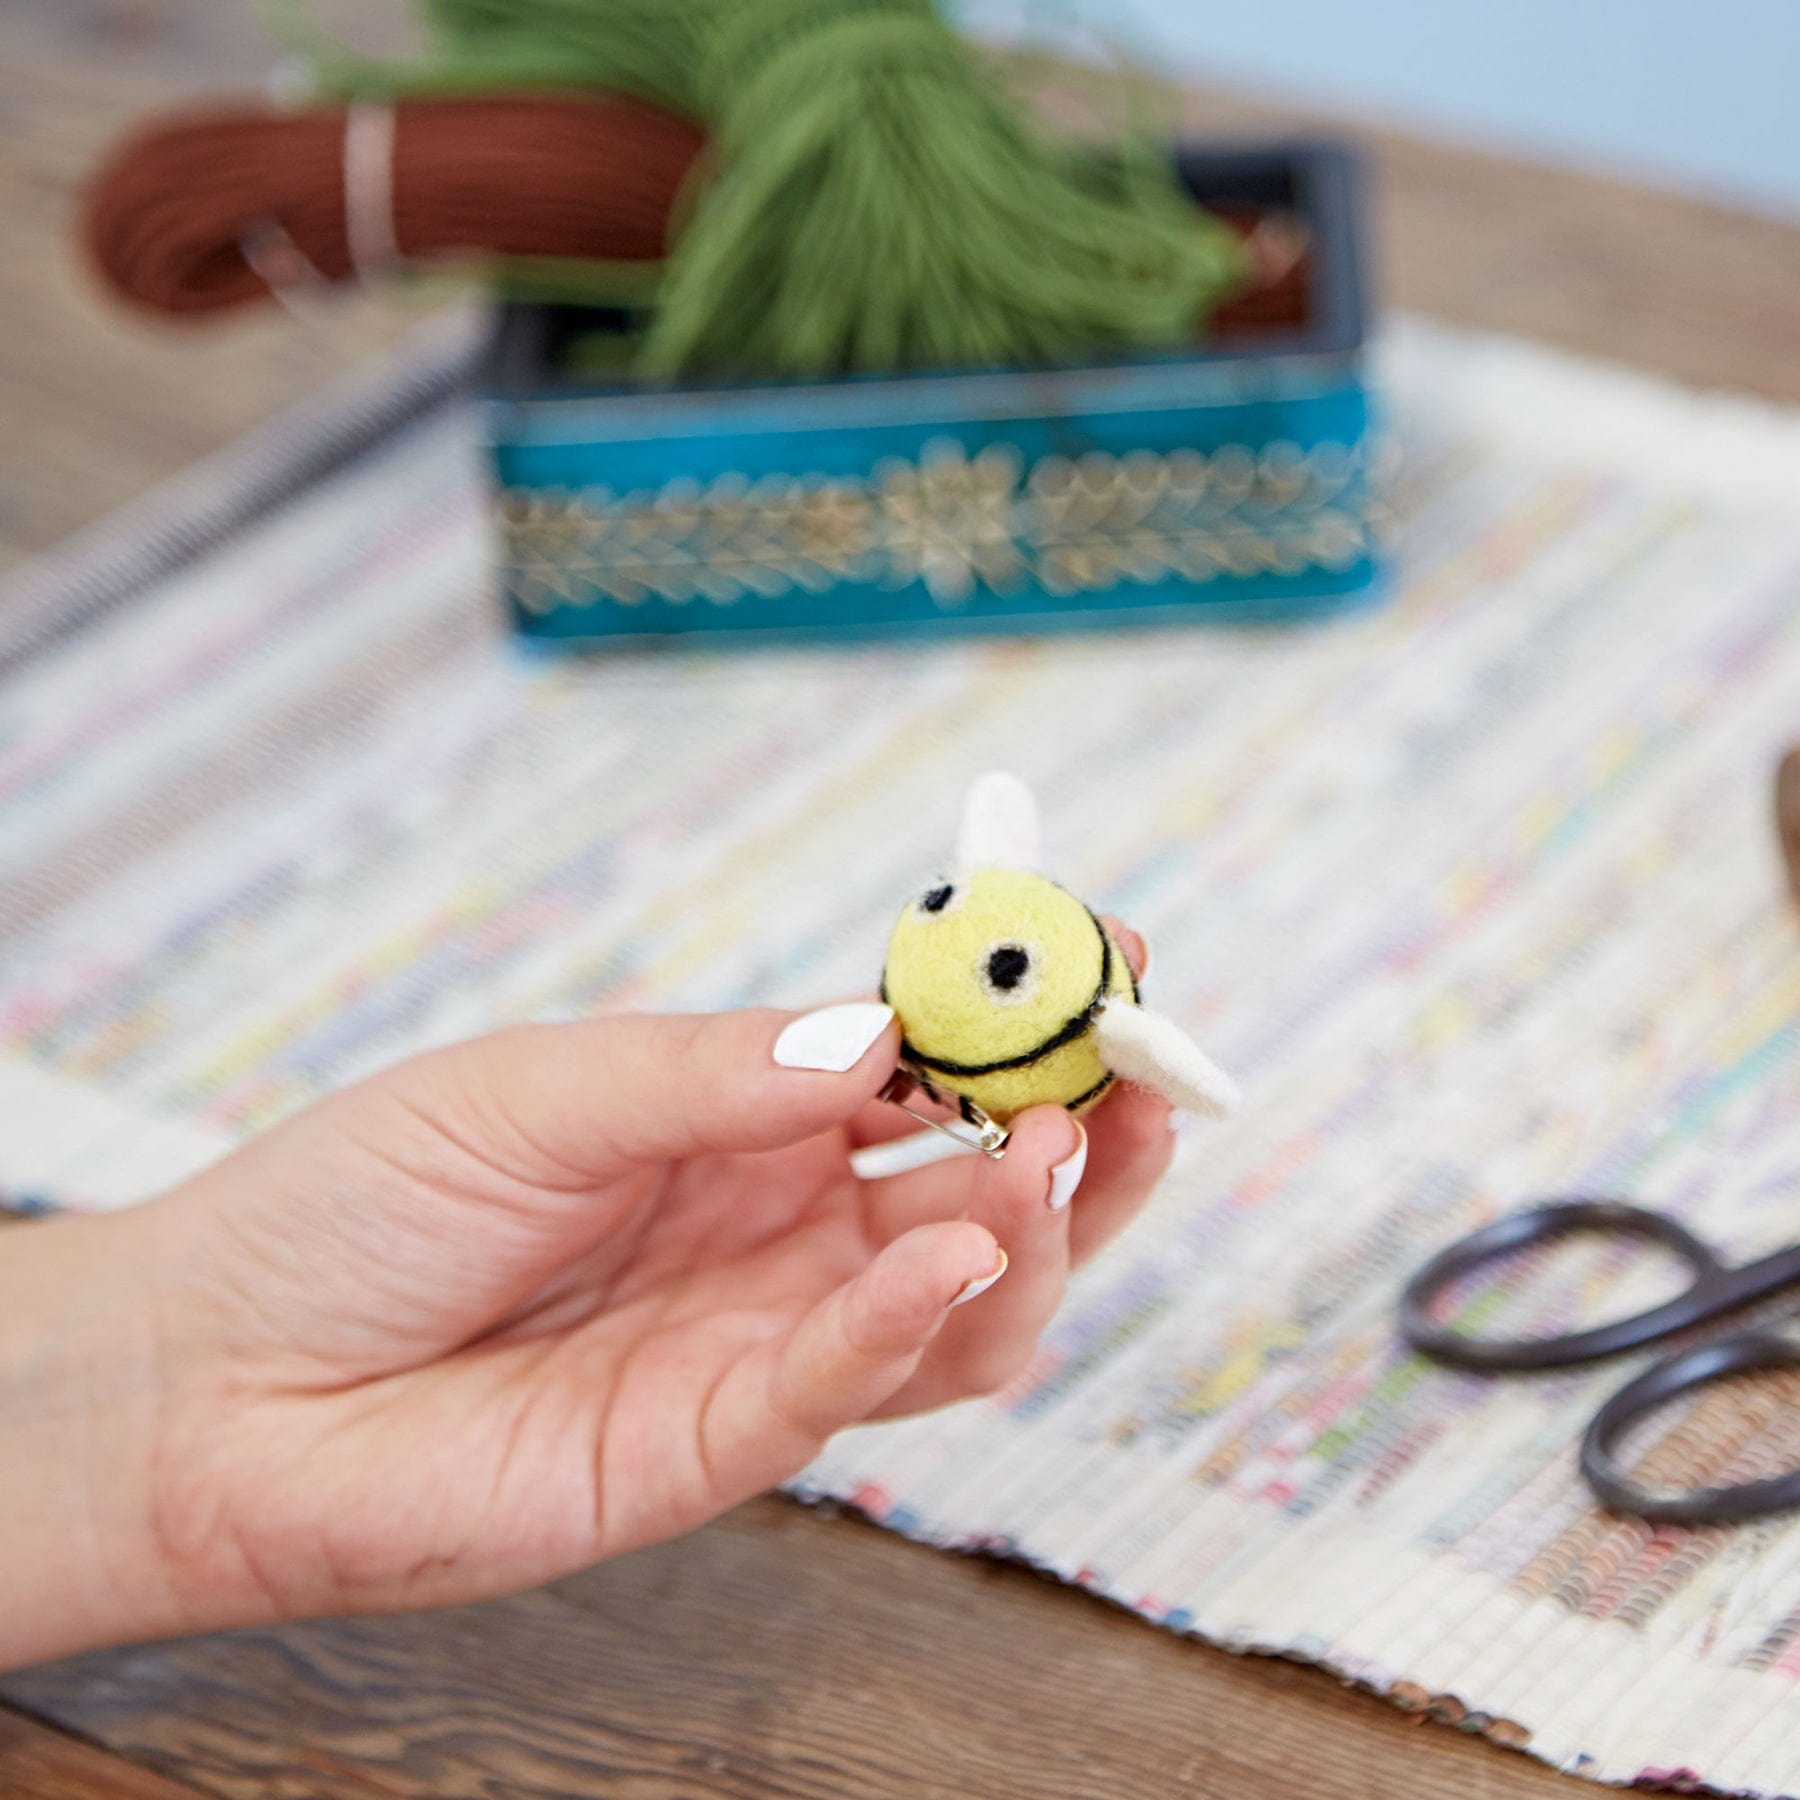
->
[785, 1473, 1787, 1798]
[778, 1481, 1614, 1781]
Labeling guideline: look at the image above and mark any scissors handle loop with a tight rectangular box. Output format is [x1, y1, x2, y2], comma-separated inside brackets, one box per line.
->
[1400, 1198, 1727, 1372]
[1582, 1331, 1800, 1525]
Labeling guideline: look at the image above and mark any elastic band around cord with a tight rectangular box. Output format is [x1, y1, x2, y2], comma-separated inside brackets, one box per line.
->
[343, 103, 400, 280]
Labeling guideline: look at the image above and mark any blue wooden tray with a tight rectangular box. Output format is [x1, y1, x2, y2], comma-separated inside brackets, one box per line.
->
[481, 140, 1378, 648]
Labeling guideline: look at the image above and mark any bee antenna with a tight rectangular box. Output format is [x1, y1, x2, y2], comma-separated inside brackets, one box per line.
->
[955, 771, 1041, 873]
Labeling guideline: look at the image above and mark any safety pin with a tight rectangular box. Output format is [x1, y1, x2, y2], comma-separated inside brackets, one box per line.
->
[879, 1070, 1010, 1159]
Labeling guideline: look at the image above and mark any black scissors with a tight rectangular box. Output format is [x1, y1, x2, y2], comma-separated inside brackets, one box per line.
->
[1401, 1198, 1800, 1526]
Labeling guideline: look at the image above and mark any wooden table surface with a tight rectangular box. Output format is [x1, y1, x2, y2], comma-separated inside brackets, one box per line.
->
[3, 7, 1798, 1797]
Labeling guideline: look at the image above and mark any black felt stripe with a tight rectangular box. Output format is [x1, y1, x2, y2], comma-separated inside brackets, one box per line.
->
[1066, 1070, 1117, 1110]
[902, 908, 1116, 1078]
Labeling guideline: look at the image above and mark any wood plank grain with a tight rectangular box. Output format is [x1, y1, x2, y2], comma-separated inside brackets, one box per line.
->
[0, 4, 420, 576]
[3, 1498, 1582, 1800]
[1167, 83, 1800, 404]
[0, 7, 1792, 1799]
[0, 1707, 210, 1800]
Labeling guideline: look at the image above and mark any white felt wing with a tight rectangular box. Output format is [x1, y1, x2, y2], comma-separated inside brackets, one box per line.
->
[1093, 1002, 1241, 1117]
[954, 770, 1041, 872]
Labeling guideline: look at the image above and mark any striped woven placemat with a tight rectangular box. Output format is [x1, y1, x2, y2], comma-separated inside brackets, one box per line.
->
[7, 312, 1800, 1793]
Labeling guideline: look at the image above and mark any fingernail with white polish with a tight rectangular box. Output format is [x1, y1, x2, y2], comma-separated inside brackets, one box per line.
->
[949, 1248, 1008, 1308]
[773, 1002, 894, 1073]
[1047, 1121, 1088, 1211]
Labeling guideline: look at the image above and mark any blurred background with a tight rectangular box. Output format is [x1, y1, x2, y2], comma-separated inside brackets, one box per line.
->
[1100, 0, 1799, 216]
[4, 0, 1797, 583]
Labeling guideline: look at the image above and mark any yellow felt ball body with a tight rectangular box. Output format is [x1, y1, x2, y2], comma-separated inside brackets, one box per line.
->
[881, 867, 1136, 1124]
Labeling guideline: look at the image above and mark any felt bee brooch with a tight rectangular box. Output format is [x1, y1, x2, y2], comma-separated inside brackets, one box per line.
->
[880, 773, 1240, 1155]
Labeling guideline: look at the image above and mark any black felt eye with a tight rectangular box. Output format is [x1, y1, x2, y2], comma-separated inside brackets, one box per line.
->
[920, 883, 955, 914]
[985, 944, 1031, 991]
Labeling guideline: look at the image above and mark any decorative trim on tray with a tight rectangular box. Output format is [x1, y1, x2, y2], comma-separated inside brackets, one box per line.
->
[498, 437, 1374, 611]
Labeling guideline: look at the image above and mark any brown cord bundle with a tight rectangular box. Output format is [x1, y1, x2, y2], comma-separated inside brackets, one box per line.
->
[83, 93, 705, 318]
[83, 89, 1308, 347]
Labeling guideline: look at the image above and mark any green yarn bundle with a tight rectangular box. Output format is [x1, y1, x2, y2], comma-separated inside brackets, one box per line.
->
[279, 0, 1247, 379]
[272, 0, 708, 114]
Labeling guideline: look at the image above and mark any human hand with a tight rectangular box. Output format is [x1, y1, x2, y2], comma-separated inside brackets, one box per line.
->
[0, 930, 1174, 1667]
